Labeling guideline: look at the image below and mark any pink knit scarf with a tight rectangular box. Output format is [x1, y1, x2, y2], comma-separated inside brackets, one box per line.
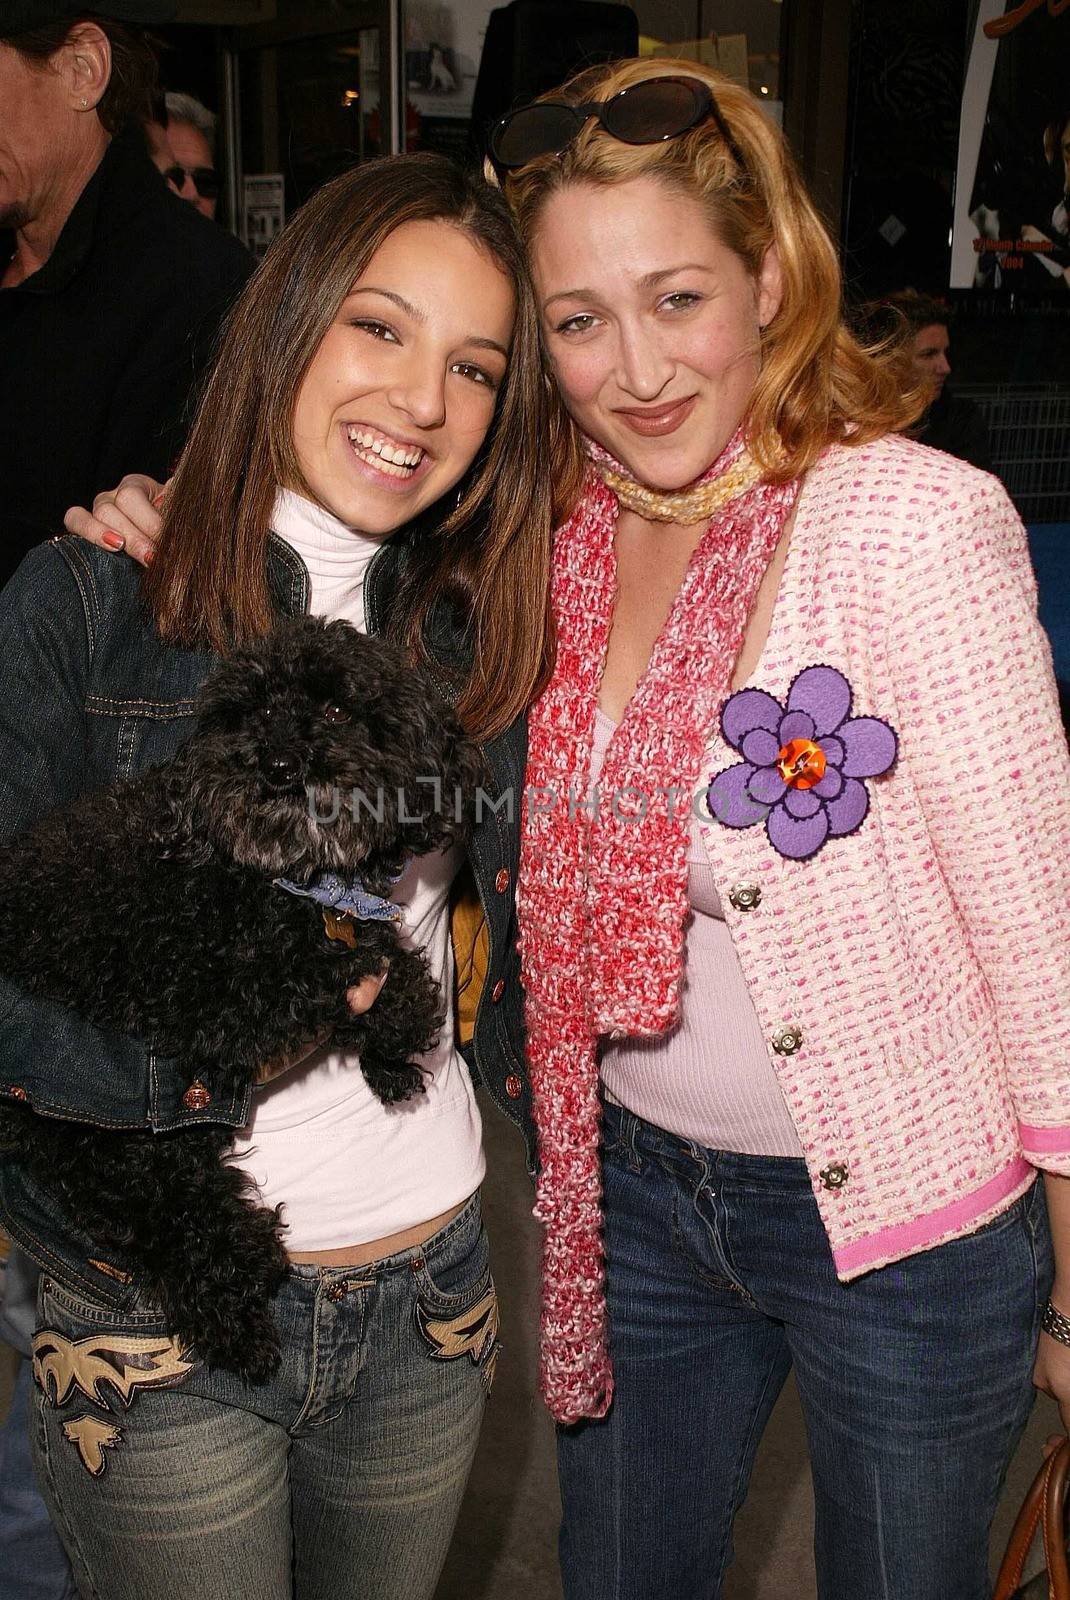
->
[518, 430, 798, 1423]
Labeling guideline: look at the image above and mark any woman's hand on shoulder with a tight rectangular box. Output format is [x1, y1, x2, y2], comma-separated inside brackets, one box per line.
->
[63, 474, 168, 567]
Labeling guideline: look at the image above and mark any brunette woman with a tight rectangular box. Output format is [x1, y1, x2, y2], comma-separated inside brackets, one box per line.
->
[0, 152, 549, 1600]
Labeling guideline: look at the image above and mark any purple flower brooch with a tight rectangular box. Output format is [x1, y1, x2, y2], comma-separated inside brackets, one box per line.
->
[707, 665, 897, 861]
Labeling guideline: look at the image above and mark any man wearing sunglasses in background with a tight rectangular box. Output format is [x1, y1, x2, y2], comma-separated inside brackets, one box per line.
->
[158, 90, 220, 220]
[0, 0, 250, 590]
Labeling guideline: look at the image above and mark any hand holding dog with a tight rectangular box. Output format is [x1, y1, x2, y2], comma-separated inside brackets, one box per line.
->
[255, 968, 390, 1085]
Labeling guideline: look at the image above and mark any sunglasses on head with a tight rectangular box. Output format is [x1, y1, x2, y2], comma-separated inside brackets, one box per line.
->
[490, 75, 748, 175]
[163, 164, 220, 200]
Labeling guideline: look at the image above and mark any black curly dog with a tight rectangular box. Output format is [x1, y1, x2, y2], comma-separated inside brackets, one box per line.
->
[0, 617, 481, 1381]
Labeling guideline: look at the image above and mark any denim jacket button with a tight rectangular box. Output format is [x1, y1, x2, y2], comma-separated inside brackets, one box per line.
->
[505, 1073, 523, 1099]
[495, 869, 510, 894]
[182, 1080, 212, 1111]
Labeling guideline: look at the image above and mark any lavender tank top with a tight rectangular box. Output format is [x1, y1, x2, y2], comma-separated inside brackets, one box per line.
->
[592, 708, 802, 1157]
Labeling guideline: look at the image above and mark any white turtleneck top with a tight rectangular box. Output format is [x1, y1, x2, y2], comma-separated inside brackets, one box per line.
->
[228, 489, 484, 1250]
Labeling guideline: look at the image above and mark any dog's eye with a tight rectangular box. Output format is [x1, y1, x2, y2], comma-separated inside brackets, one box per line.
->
[323, 705, 351, 725]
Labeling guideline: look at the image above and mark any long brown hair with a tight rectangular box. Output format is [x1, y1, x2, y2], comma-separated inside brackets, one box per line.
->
[147, 153, 554, 743]
[499, 57, 925, 511]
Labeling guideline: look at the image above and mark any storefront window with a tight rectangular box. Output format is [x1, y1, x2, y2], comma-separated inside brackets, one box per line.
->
[402, 0, 785, 158]
[634, 0, 783, 107]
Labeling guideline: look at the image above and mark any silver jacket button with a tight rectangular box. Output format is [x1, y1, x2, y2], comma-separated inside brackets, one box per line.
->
[819, 1163, 849, 1191]
[771, 1023, 803, 1056]
[728, 881, 762, 912]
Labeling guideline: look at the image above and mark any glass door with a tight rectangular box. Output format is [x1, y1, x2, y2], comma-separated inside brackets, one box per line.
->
[232, 0, 400, 239]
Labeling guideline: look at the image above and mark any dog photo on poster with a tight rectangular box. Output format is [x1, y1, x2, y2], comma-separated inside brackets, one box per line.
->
[406, 0, 482, 119]
[951, 0, 1070, 291]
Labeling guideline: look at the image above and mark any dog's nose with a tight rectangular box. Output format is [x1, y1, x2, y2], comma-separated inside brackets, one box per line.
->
[261, 752, 304, 790]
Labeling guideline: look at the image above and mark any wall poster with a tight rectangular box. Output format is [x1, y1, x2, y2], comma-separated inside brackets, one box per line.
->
[951, 0, 1070, 291]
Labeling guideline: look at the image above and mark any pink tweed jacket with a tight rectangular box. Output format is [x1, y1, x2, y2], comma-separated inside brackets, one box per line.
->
[696, 432, 1070, 1279]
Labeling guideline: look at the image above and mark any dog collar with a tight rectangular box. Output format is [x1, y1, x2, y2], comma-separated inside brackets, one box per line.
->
[273, 871, 403, 926]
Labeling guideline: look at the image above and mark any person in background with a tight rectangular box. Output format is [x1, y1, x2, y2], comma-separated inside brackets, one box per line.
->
[866, 288, 996, 474]
[1047, 110, 1070, 246]
[162, 90, 220, 220]
[142, 92, 219, 217]
[141, 91, 178, 187]
[0, 0, 250, 590]
[1018, 110, 1070, 292]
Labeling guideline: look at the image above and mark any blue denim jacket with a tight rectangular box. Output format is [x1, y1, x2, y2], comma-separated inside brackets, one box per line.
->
[0, 533, 532, 1317]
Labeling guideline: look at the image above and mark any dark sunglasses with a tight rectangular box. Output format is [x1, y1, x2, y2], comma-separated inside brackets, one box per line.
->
[163, 164, 220, 200]
[490, 75, 748, 175]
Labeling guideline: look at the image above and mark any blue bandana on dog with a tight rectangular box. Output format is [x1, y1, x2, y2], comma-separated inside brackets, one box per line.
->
[273, 872, 403, 925]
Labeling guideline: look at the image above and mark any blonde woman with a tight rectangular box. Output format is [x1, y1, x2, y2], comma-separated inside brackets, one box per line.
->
[496, 60, 1070, 1600]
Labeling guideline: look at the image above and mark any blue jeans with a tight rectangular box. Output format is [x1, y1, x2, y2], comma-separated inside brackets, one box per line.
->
[557, 1101, 1052, 1600]
[1, 1246, 77, 1600]
[0, 1359, 79, 1600]
[29, 1193, 497, 1600]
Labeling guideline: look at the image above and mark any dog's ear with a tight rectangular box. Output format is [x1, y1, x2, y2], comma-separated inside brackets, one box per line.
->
[143, 758, 214, 867]
[193, 652, 267, 738]
[399, 725, 486, 856]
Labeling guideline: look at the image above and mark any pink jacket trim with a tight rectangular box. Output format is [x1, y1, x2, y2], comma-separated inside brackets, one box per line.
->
[1018, 1121, 1070, 1154]
[832, 1156, 1034, 1277]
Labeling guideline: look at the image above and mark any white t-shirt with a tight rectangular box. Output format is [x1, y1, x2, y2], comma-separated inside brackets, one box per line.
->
[228, 489, 484, 1250]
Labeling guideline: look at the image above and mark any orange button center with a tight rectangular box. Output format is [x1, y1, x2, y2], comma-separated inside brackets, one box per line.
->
[776, 737, 827, 790]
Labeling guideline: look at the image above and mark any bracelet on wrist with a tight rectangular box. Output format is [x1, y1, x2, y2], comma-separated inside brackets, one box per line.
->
[1042, 1300, 1070, 1348]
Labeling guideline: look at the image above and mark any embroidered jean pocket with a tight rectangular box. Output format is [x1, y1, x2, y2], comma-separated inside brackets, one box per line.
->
[412, 1211, 500, 1389]
[33, 1278, 197, 1478]
[414, 1280, 500, 1392]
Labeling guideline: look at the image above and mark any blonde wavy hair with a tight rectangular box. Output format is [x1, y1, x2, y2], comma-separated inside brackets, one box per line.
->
[498, 57, 926, 507]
